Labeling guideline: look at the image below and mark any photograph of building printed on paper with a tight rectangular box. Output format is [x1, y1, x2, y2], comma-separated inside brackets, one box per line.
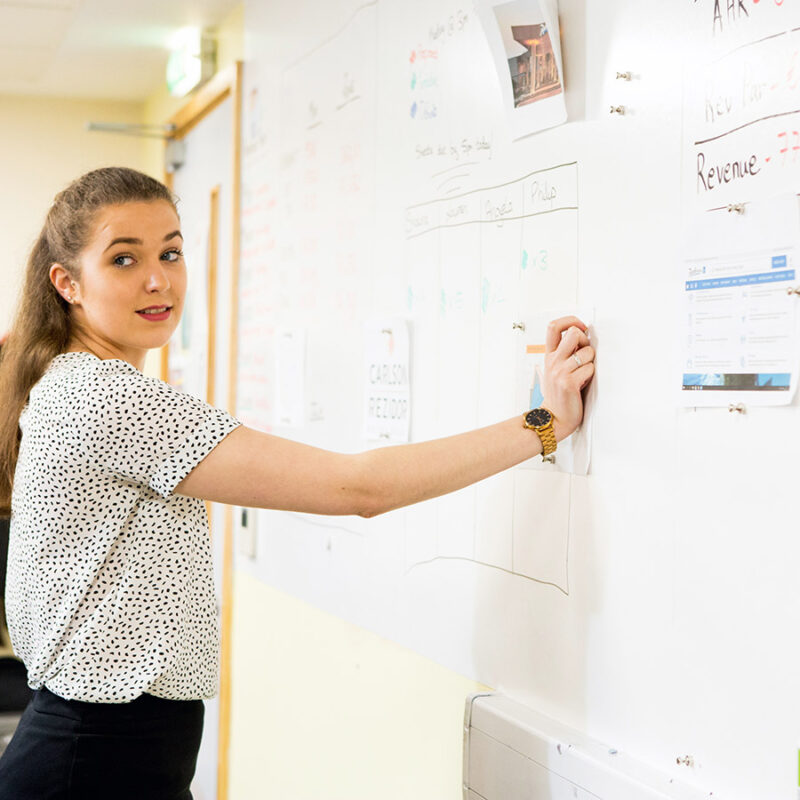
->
[493, 0, 562, 108]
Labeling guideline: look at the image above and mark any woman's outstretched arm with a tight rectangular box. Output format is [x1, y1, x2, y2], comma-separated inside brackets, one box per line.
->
[175, 317, 594, 517]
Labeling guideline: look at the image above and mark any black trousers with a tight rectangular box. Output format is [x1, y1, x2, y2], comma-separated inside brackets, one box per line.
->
[0, 686, 204, 800]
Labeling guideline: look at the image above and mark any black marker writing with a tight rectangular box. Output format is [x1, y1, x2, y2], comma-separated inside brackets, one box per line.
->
[713, 0, 749, 36]
[696, 149, 760, 192]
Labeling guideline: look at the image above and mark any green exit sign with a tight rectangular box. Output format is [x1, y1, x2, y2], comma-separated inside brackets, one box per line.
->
[166, 28, 216, 97]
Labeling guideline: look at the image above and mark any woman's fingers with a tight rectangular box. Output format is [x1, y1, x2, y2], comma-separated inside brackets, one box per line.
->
[541, 317, 596, 438]
[567, 345, 595, 371]
[555, 326, 590, 359]
[574, 362, 595, 390]
[545, 317, 587, 353]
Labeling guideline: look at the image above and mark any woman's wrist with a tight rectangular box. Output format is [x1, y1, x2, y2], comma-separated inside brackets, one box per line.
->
[553, 418, 574, 443]
[540, 404, 575, 443]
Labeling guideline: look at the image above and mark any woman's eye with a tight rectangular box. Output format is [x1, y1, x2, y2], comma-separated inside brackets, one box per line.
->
[113, 255, 134, 267]
[162, 249, 183, 262]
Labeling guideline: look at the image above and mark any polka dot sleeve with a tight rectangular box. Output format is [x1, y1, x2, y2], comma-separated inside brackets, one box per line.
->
[76, 358, 241, 499]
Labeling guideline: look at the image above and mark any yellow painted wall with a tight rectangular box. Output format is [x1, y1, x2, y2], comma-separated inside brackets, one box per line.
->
[228, 572, 489, 799]
[215, 4, 245, 81]
[0, 95, 147, 333]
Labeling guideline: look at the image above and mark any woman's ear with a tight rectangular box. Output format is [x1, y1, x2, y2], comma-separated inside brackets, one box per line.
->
[49, 264, 79, 305]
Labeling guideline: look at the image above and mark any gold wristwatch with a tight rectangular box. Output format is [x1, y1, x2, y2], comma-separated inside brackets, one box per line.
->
[523, 407, 557, 458]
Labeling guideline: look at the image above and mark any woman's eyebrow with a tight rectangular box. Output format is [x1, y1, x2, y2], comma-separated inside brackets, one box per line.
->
[103, 231, 183, 252]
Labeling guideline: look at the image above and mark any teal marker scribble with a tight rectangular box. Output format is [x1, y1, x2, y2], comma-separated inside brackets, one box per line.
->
[521, 249, 529, 271]
[538, 249, 549, 271]
[481, 278, 490, 313]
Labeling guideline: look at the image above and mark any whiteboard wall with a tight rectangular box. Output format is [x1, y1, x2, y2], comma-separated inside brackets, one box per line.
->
[235, 2, 800, 798]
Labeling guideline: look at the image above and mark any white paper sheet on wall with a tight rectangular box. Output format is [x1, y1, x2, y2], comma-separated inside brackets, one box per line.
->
[275, 328, 306, 427]
[684, 2, 800, 212]
[363, 319, 411, 442]
[679, 194, 800, 407]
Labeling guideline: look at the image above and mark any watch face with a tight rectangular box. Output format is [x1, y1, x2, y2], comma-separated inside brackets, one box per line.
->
[526, 407, 552, 427]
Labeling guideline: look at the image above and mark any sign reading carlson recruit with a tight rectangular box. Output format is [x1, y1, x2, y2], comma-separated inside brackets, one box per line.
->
[363, 319, 411, 442]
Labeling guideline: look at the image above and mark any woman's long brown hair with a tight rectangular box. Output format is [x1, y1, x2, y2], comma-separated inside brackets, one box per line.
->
[0, 167, 176, 516]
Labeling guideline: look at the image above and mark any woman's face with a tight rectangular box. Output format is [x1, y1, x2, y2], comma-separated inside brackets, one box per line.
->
[54, 200, 187, 368]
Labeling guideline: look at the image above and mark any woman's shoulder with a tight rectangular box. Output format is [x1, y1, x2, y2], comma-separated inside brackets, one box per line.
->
[48, 351, 139, 377]
[45, 352, 222, 422]
[33, 352, 177, 412]
[37, 351, 142, 396]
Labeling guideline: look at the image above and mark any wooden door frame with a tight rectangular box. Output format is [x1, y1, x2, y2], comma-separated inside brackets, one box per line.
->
[161, 61, 242, 800]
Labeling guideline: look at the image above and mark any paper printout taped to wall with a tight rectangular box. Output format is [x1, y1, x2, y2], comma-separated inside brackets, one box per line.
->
[363, 319, 411, 442]
[476, 0, 567, 139]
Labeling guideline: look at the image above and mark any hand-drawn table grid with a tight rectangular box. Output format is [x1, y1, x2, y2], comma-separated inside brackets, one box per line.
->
[403, 162, 580, 594]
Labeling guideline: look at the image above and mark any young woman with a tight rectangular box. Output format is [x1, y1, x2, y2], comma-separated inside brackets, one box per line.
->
[0, 167, 594, 799]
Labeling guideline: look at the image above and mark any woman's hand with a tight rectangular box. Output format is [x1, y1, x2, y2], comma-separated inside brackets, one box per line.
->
[541, 316, 595, 441]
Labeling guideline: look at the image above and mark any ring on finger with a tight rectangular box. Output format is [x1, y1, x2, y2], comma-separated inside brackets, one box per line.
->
[572, 353, 583, 367]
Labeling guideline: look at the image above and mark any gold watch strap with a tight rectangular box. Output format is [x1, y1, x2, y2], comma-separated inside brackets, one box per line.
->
[537, 424, 557, 456]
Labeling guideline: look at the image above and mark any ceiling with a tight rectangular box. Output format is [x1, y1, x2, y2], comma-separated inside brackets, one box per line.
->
[0, 0, 242, 102]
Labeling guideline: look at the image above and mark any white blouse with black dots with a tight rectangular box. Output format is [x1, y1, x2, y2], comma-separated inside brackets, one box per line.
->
[5, 352, 241, 703]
